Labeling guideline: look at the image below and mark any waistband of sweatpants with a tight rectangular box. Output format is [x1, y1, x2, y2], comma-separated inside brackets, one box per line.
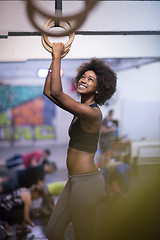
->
[68, 168, 102, 182]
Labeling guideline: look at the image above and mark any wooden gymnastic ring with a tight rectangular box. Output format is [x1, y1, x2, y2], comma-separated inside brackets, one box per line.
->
[27, 0, 99, 22]
[27, 2, 86, 37]
[41, 36, 70, 58]
[41, 21, 75, 57]
[42, 20, 75, 51]
[26, 0, 98, 37]
[41, 35, 52, 53]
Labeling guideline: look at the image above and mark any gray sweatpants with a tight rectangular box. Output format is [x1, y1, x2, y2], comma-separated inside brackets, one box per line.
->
[46, 169, 105, 240]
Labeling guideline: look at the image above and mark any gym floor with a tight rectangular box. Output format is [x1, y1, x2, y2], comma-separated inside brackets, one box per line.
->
[0, 145, 159, 240]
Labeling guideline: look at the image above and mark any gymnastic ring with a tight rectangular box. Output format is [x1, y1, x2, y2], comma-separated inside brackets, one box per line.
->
[41, 36, 70, 59]
[27, 0, 99, 22]
[42, 20, 75, 49]
[41, 21, 75, 55]
[27, 2, 87, 37]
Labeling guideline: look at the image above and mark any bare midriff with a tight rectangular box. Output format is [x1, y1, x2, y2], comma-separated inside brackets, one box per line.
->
[66, 147, 99, 175]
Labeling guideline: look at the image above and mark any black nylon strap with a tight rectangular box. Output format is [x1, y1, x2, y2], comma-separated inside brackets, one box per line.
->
[55, 0, 62, 27]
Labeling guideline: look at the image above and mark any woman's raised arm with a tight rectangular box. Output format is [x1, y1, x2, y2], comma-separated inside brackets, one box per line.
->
[43, 42, 99, 121]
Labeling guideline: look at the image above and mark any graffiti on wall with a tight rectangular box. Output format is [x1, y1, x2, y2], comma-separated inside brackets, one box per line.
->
[0, 86, 56, 143]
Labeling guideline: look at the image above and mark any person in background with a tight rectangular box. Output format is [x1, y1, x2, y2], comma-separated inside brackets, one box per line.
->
[0, 185, 44, 234]
[98, 110, 116, 170]
[102, 150, 131, 194]
[32, 181, 66, 218]
[0, 162, 57, 194]
[40, 181, 66, 216]
[0, 149, 51, 169]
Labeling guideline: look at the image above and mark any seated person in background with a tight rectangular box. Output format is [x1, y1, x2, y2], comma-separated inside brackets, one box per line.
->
[100, 151, 131, 194]
[0, 185, 44, 234]
[0, 149, 51, 169]
[99, 110, 116, 169]
[0, 162, 57, 194]
[40, 181, 66, 216]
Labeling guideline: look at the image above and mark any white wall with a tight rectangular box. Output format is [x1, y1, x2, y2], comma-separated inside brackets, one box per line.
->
[113, 61, 160, 117]
[1, 35, 160, 62]
[105, 61, 160, 139]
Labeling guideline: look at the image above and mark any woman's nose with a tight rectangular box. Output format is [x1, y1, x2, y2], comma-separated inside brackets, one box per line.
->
[81, 78, 87, 83]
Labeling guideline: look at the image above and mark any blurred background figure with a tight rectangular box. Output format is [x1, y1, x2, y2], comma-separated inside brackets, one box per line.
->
[102, 150, 131, 195]
[0, 162, 57, 194]
[0, 149, 51, 169]
[32, 181, 66, 218]
[98, 109, 117, 169]
[0, 185, 44, 235]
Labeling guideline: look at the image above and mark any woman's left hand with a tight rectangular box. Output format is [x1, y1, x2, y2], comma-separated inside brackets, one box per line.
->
[52, 42, 70, 58]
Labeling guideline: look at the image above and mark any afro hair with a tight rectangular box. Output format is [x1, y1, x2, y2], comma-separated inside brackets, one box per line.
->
[73, 58, 117, 105]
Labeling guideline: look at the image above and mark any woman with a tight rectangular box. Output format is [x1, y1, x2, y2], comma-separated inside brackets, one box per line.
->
[43, 43, 117, 240]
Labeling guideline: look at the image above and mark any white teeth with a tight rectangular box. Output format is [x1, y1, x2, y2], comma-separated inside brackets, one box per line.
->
[79, 84, 86, 89]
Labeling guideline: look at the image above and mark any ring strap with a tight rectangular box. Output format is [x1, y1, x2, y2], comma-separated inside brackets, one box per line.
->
[55, 0, 62, 27]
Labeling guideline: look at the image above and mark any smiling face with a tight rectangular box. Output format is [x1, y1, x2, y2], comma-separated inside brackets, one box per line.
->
[77, 70, 98, 96]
